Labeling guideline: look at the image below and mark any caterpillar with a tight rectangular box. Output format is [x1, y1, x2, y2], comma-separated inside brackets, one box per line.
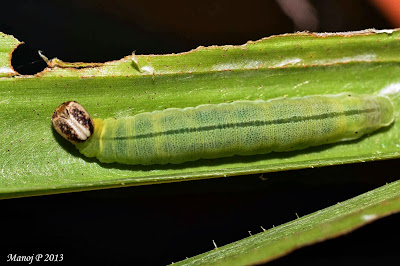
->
[52, 93, 394, 165]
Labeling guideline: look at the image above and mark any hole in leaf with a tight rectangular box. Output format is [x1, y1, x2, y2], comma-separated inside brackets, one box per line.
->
[11, 43, 47, 75]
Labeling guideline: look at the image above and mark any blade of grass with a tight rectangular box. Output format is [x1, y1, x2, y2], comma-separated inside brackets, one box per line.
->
[174, 179, 400, 265]
[1, 29, 400, 198]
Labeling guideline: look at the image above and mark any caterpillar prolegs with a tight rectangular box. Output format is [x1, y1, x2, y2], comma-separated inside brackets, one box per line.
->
[52, 93, 394, 165]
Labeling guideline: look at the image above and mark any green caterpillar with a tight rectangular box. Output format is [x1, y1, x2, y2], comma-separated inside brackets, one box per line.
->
[52, 93, 394, 165]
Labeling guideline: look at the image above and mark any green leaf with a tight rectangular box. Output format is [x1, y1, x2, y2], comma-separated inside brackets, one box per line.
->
[0, 32, 20, 77]
[1, 29, 400, 198]
[175, 179, 400, 265]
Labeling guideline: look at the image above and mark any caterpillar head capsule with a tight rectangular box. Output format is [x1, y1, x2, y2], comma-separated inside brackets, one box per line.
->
[52, 101, 94, 144]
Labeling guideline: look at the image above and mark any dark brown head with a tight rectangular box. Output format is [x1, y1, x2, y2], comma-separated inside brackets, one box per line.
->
[52, 101, 94, 144]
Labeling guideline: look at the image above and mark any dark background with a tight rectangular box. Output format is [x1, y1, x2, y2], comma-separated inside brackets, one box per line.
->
[1, 0, 399, 265]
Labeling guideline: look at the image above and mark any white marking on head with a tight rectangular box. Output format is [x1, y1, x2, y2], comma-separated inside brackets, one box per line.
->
[66, 119, 91, 140]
